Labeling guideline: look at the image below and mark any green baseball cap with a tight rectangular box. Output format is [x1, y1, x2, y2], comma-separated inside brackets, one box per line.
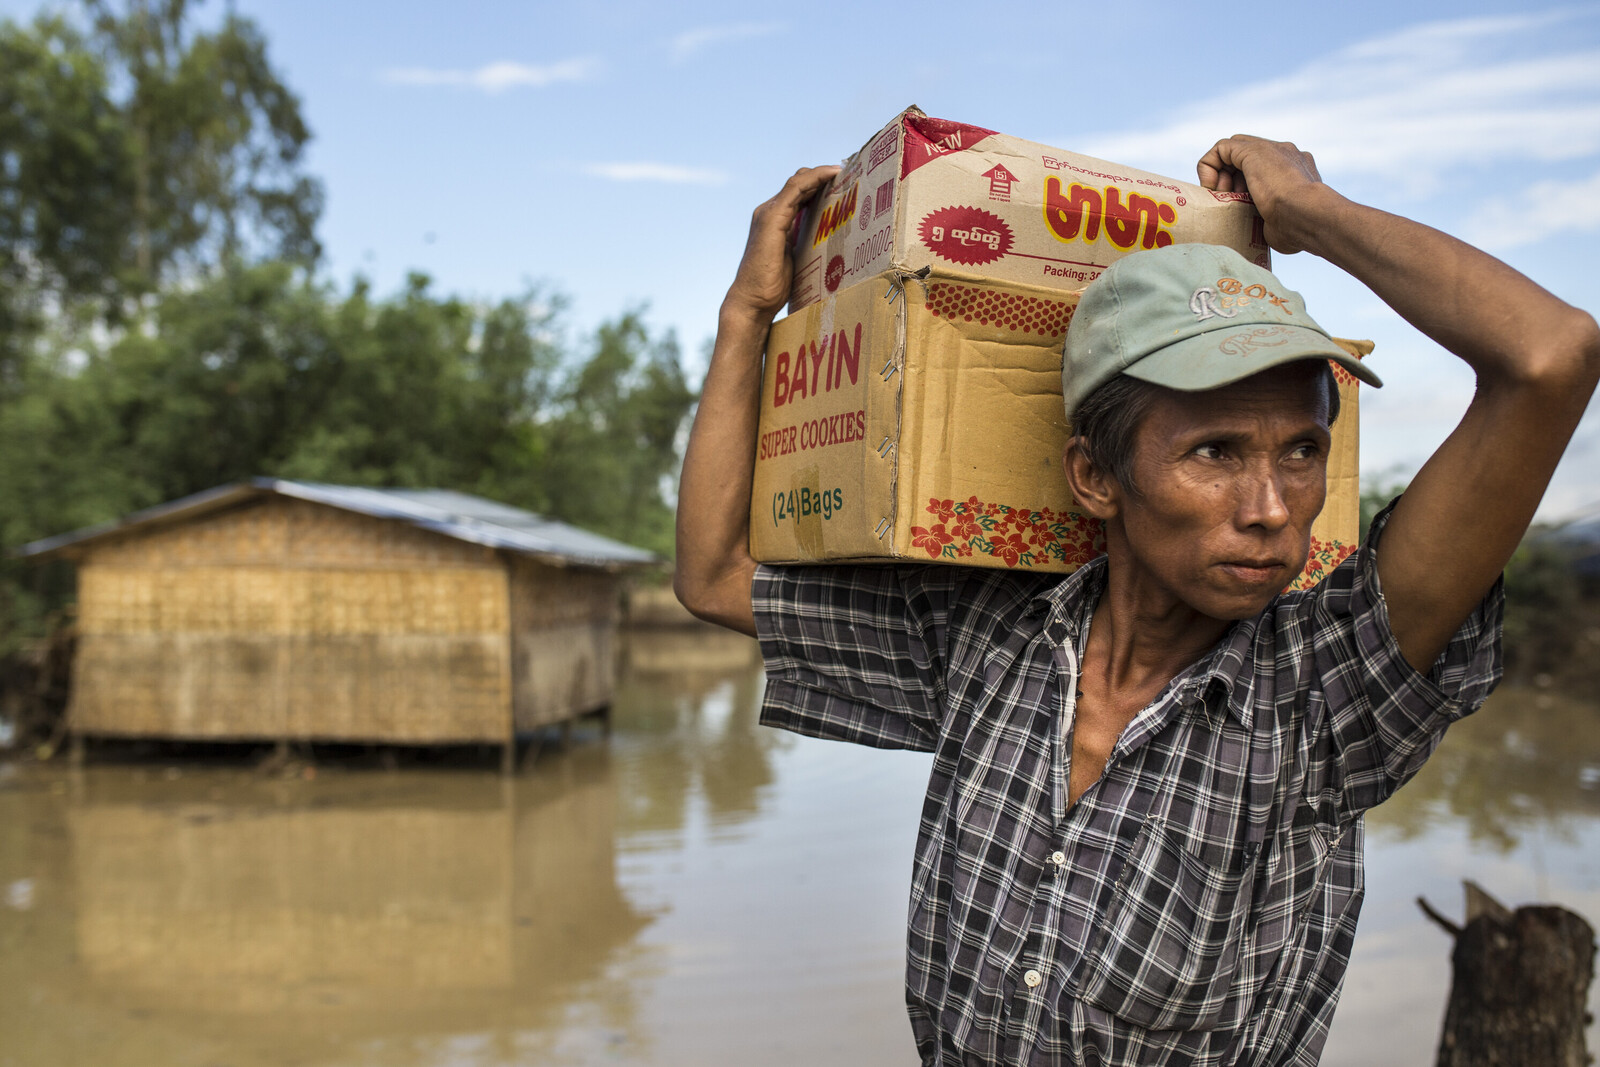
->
[1061, 244, 1382, 424]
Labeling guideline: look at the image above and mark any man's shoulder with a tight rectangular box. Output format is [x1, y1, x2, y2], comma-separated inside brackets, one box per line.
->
[754, 559, 1069, 633]
[756, 559, 1064, 596]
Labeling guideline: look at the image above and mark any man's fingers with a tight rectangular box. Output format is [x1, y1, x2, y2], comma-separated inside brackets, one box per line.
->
[773, 165, 841, 210]
[1197, 139, 1243, 191]
[727, 164, 842, 318]
[750, 165, 841, 236]
[1198, 161, 1241, 195]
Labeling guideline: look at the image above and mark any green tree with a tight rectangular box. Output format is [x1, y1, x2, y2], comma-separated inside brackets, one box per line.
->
[0, 2, 698, 663]
[0, 268, 691, 565]
[1501, 537, 1583, 678]
[277, 273, 565, 494]
[0, 0, 322, 655]
[0, 2, 320, 350]
[84, 0, 321, 281]
[1359, 472, 1409, 541]
[539, 312, 696, 556]
[0, 12, 133, 384]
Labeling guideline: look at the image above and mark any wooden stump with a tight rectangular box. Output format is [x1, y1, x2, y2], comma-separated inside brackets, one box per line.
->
[1420, 881, 1596, 1067]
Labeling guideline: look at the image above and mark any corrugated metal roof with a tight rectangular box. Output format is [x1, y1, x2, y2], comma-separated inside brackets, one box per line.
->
[16, 478, 659, 569]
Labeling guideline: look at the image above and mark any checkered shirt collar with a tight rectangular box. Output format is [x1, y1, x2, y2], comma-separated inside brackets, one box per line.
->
[1025, 553, 1261, 729]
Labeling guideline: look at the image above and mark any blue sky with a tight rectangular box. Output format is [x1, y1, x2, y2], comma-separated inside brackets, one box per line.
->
[11, 0, 1600, 516]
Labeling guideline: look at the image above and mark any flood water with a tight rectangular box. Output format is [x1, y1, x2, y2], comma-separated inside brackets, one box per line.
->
[1, 627, 1596, 1066]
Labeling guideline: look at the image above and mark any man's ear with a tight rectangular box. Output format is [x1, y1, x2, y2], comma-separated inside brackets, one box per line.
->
[1063, 437, 1120, 521]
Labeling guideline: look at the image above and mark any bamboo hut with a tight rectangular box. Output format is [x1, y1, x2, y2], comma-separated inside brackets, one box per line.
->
[18, 479, 655, 766]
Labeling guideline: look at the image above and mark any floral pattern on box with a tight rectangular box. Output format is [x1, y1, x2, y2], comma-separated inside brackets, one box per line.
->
[1287, 535, 1355, 591]
[911, 496, 1105, 568]
[912, 495, 1352, 589]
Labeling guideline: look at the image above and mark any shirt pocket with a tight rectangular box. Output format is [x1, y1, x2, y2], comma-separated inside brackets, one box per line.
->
[1071, 818, 1251, 1032]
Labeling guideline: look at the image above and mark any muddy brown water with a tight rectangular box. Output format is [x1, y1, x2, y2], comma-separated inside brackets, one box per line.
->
[1, 628, 1596, 1066]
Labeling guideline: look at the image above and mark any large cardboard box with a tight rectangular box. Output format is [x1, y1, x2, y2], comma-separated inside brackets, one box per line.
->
[788, 107, 1271, 312]
[749, 269, 1364, 590]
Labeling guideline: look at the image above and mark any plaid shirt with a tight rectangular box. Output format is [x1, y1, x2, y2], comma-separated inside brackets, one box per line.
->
[752, 508, 1502, 1066]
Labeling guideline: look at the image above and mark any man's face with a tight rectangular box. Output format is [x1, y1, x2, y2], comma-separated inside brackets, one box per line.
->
[1116, 362, 1332, 621]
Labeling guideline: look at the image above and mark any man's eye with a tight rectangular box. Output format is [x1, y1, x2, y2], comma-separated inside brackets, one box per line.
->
[1194, 443, 1226, 460]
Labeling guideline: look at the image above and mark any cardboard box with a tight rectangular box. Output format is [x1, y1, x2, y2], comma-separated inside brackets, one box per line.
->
[789, 107, 1270, 312]
[749, 269, 1363, 590]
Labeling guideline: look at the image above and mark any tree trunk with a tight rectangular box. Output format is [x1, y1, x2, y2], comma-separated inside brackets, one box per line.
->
[1421, 881, 1596, 1067]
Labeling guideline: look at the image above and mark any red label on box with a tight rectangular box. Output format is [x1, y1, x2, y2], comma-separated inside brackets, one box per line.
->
[825, 255, 846, 292]
[919, 206, 1013, 266]
[900, 114, 997, 179]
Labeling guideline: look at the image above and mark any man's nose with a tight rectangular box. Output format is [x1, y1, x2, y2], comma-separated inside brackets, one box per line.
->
[1237, 464, 1291, 532]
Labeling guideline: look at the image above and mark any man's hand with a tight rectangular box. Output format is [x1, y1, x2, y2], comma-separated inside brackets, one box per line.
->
[725, 165, 840, 322]
[1197, 136, 1327, 255]
[1197, 136, 1600, 670]
[675, 165, 839, 637]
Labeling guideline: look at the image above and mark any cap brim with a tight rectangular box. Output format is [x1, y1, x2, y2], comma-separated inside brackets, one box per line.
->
[1122, 322, 1383, 394]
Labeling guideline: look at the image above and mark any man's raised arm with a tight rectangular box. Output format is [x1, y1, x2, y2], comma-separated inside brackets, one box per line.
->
[674, 166, 839, 637]
[1200, 136, 1600, 670]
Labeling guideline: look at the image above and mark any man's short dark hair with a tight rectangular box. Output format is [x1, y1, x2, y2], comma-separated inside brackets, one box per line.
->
[1071, 361, 1342, 495]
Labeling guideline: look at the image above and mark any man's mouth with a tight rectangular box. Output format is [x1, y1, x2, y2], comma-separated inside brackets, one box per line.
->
[1219, 560, 1284, 584]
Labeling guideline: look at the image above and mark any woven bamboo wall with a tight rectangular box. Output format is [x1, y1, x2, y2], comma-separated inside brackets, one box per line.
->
[71, 497, 513, 743]
[508, 556, 621, 731]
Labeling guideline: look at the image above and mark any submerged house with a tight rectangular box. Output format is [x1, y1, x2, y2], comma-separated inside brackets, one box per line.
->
[19, 480, 655, 764]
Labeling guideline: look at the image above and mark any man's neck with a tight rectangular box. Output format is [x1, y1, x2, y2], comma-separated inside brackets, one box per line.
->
[1066, 548, 1233, 808]
[1085, 551, 1232, 698]
[1078, 519, 1235, 722]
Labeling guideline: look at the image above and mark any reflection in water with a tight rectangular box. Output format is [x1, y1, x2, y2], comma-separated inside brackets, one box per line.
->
[19, 751, 651, 1065]
[615, 629, 780, 844]
[0, 626, 787, 1067]
[1367, 685, 1600, 850]
[3, 632, 1594, 1067]
[73, 789, 521, 1005]
[1324, 682, 1600, 1067]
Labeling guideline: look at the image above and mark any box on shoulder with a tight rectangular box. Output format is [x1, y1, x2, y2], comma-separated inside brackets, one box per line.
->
[750, 269, 1366, 590]
[788, 106, 1271, 312]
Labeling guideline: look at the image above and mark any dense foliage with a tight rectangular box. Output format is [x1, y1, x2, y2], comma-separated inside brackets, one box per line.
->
[1358, 474, 1407, 542]
[0, 3, 695, 653]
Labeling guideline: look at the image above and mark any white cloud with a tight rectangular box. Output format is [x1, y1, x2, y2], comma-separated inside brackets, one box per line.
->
[583, 162, 729, 186]
[1074, 10, 1600, 194]
[381, 57, 599, 93]
[668, 22, 783, 63]
[1464, 168, 1600, 248]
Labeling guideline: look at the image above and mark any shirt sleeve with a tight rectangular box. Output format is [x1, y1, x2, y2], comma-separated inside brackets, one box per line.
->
[1304, 500, 1505, 817]
[751, 562, 965, 753]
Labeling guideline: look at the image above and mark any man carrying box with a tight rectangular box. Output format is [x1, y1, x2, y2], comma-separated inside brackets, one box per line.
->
[674, 135, 1599, 1065]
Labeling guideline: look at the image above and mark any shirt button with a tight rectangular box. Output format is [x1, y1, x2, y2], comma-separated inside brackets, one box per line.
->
[1023, 969, 1043, 988]
[1050, 850, 1066, 866]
